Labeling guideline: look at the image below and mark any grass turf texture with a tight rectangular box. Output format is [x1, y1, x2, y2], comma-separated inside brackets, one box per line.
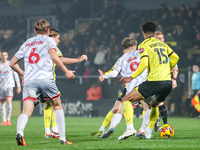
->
[0, 117, 199, 150]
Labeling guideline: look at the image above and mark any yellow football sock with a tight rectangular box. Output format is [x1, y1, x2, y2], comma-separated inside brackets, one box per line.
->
[142, 110, 146, 118]
[52, 110, 57, 128]
[102, 111, 114, 128]
[44, 105, 53, 128]
[123, 101, 133, 125]
[147, 106, 159, 129]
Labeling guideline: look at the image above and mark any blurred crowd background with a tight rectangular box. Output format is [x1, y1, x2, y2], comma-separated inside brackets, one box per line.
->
[1, 0, 200, 117]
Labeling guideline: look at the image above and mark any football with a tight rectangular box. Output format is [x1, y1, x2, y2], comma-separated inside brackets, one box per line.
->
[159, 124, 174, 138]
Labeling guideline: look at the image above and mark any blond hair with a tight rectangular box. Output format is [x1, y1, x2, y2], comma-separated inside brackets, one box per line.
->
[155, 30, 164, 36]
[121, 37, 137, 49]
[35, 19, 51, 34]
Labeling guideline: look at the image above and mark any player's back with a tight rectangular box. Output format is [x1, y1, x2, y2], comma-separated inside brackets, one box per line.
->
[138, 36, 171, 81]
[15, 35, 57, 81]
[114, 51, 148, 94]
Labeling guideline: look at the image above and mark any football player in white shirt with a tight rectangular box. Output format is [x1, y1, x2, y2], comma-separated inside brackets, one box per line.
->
[0, 50, 21, 126]
[43, 28, 87, 139]
[91, 37, 148, 140]
[10, 19, 75, 146]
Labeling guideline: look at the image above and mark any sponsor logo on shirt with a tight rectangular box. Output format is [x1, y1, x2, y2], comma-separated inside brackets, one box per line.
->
[139, 48, 144, 54]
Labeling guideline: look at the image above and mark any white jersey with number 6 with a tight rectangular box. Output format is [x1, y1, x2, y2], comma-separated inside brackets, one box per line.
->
[15, 35, 57, 81]
[113, 51, 148, 94]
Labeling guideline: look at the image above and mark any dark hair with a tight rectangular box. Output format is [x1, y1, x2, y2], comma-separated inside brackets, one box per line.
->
[121, 37, 137, 49]
[1, 50, 8, 54]
[193, 64, 200, 68]
[49, 29, 59, 37]
[142, 21, 156, 34]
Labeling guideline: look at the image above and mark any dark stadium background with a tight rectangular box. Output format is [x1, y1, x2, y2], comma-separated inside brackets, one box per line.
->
[1, 0, 200, 117]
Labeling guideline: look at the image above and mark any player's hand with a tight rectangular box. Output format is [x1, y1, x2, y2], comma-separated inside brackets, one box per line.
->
[79, 55, 88, 62]
[120, 76, 133, 84]
[172, 79, 177, 90]
[98, 69, 104, 76]
[65, 70, 75, 79]
[16, 87, 21, 94]
[99, 75, 104, 82]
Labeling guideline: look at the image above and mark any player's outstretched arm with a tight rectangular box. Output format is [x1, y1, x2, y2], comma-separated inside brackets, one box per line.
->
[49, 48, 75, 79]
[9, 56, 24, 76]
[60, 54, 88, 65]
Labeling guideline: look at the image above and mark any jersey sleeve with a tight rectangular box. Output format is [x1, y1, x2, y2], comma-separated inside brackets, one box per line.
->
[167, 45, 179, 70]
[15, 44, 25, 60]
[48, 38, 57, 51]
[56, 47, 63, 57]
[105, 58, 121, 75]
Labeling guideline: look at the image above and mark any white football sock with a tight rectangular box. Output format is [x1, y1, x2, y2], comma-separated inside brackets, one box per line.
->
[45, 128, 51, 135]
[99, 125, 106, 132]
[1, 103, 6, 122]
[17, 114, 28, 136]
[52, 126, 59, 133]
[110, 113, 122, 129]
[6, 102, 12, 121]
[55, 109, 66, 141]
[127, 124, 134, 130]
[140, 108, 151, 132]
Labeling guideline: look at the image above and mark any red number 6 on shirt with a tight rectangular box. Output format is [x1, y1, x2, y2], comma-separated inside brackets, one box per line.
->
[130, 61, 140, 71]
[28, 48, 40, 64]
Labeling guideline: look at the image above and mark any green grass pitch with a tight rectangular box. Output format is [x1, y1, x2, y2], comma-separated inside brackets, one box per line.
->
[0, 117, 199, 150]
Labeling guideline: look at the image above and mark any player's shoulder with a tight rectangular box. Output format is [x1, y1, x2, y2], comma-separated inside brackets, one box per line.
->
[56, 47, 62, 55]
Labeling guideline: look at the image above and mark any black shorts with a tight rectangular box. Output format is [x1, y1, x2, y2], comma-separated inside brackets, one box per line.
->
[136, 80, 172, 102]
[117, 88, 126, 102]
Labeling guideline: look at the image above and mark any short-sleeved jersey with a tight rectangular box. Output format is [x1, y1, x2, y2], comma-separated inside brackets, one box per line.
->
[15, 35, 57, 81]
[53, 47, 63, 81]
[0, 61, 16, 89]
[112, 51, 148, 94]
[138, 36, 172, 81]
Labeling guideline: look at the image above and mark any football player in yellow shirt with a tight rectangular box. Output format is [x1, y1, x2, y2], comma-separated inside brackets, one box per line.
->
[119, 21, 179, 140]
[43, 29, 87, 139]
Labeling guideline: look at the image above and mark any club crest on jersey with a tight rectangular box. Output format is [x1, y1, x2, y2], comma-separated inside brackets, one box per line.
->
[139, 48, 144, 54]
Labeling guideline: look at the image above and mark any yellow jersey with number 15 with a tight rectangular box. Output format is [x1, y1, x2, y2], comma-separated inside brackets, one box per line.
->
[138, 36, 176, 81]
[53, 47, 63, 81]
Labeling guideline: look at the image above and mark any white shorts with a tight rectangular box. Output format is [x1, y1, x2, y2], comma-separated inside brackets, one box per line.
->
[23, 79, 60, 105]
[0, 88, 13, 101]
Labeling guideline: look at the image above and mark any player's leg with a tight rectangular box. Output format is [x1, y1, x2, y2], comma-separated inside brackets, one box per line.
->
[16, 100, 35, 146]
[44, 101, 53, 138]
[99, 102, 123, 138]
[49, 97, 72, 145]
[145, 81, 172, 139]
[6, 88, 13, 126]
[154, 102, 167, 132]
[1, 101, 7, 126]
[51, 109, 60, 139]
[90, 100, 120, 136]
[137, 100, 151, 138]
[6, 98, 13, 126]
[118, 89, 142, 140]
[144, 96, 160, 139]
[0, 90, 7, 126]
